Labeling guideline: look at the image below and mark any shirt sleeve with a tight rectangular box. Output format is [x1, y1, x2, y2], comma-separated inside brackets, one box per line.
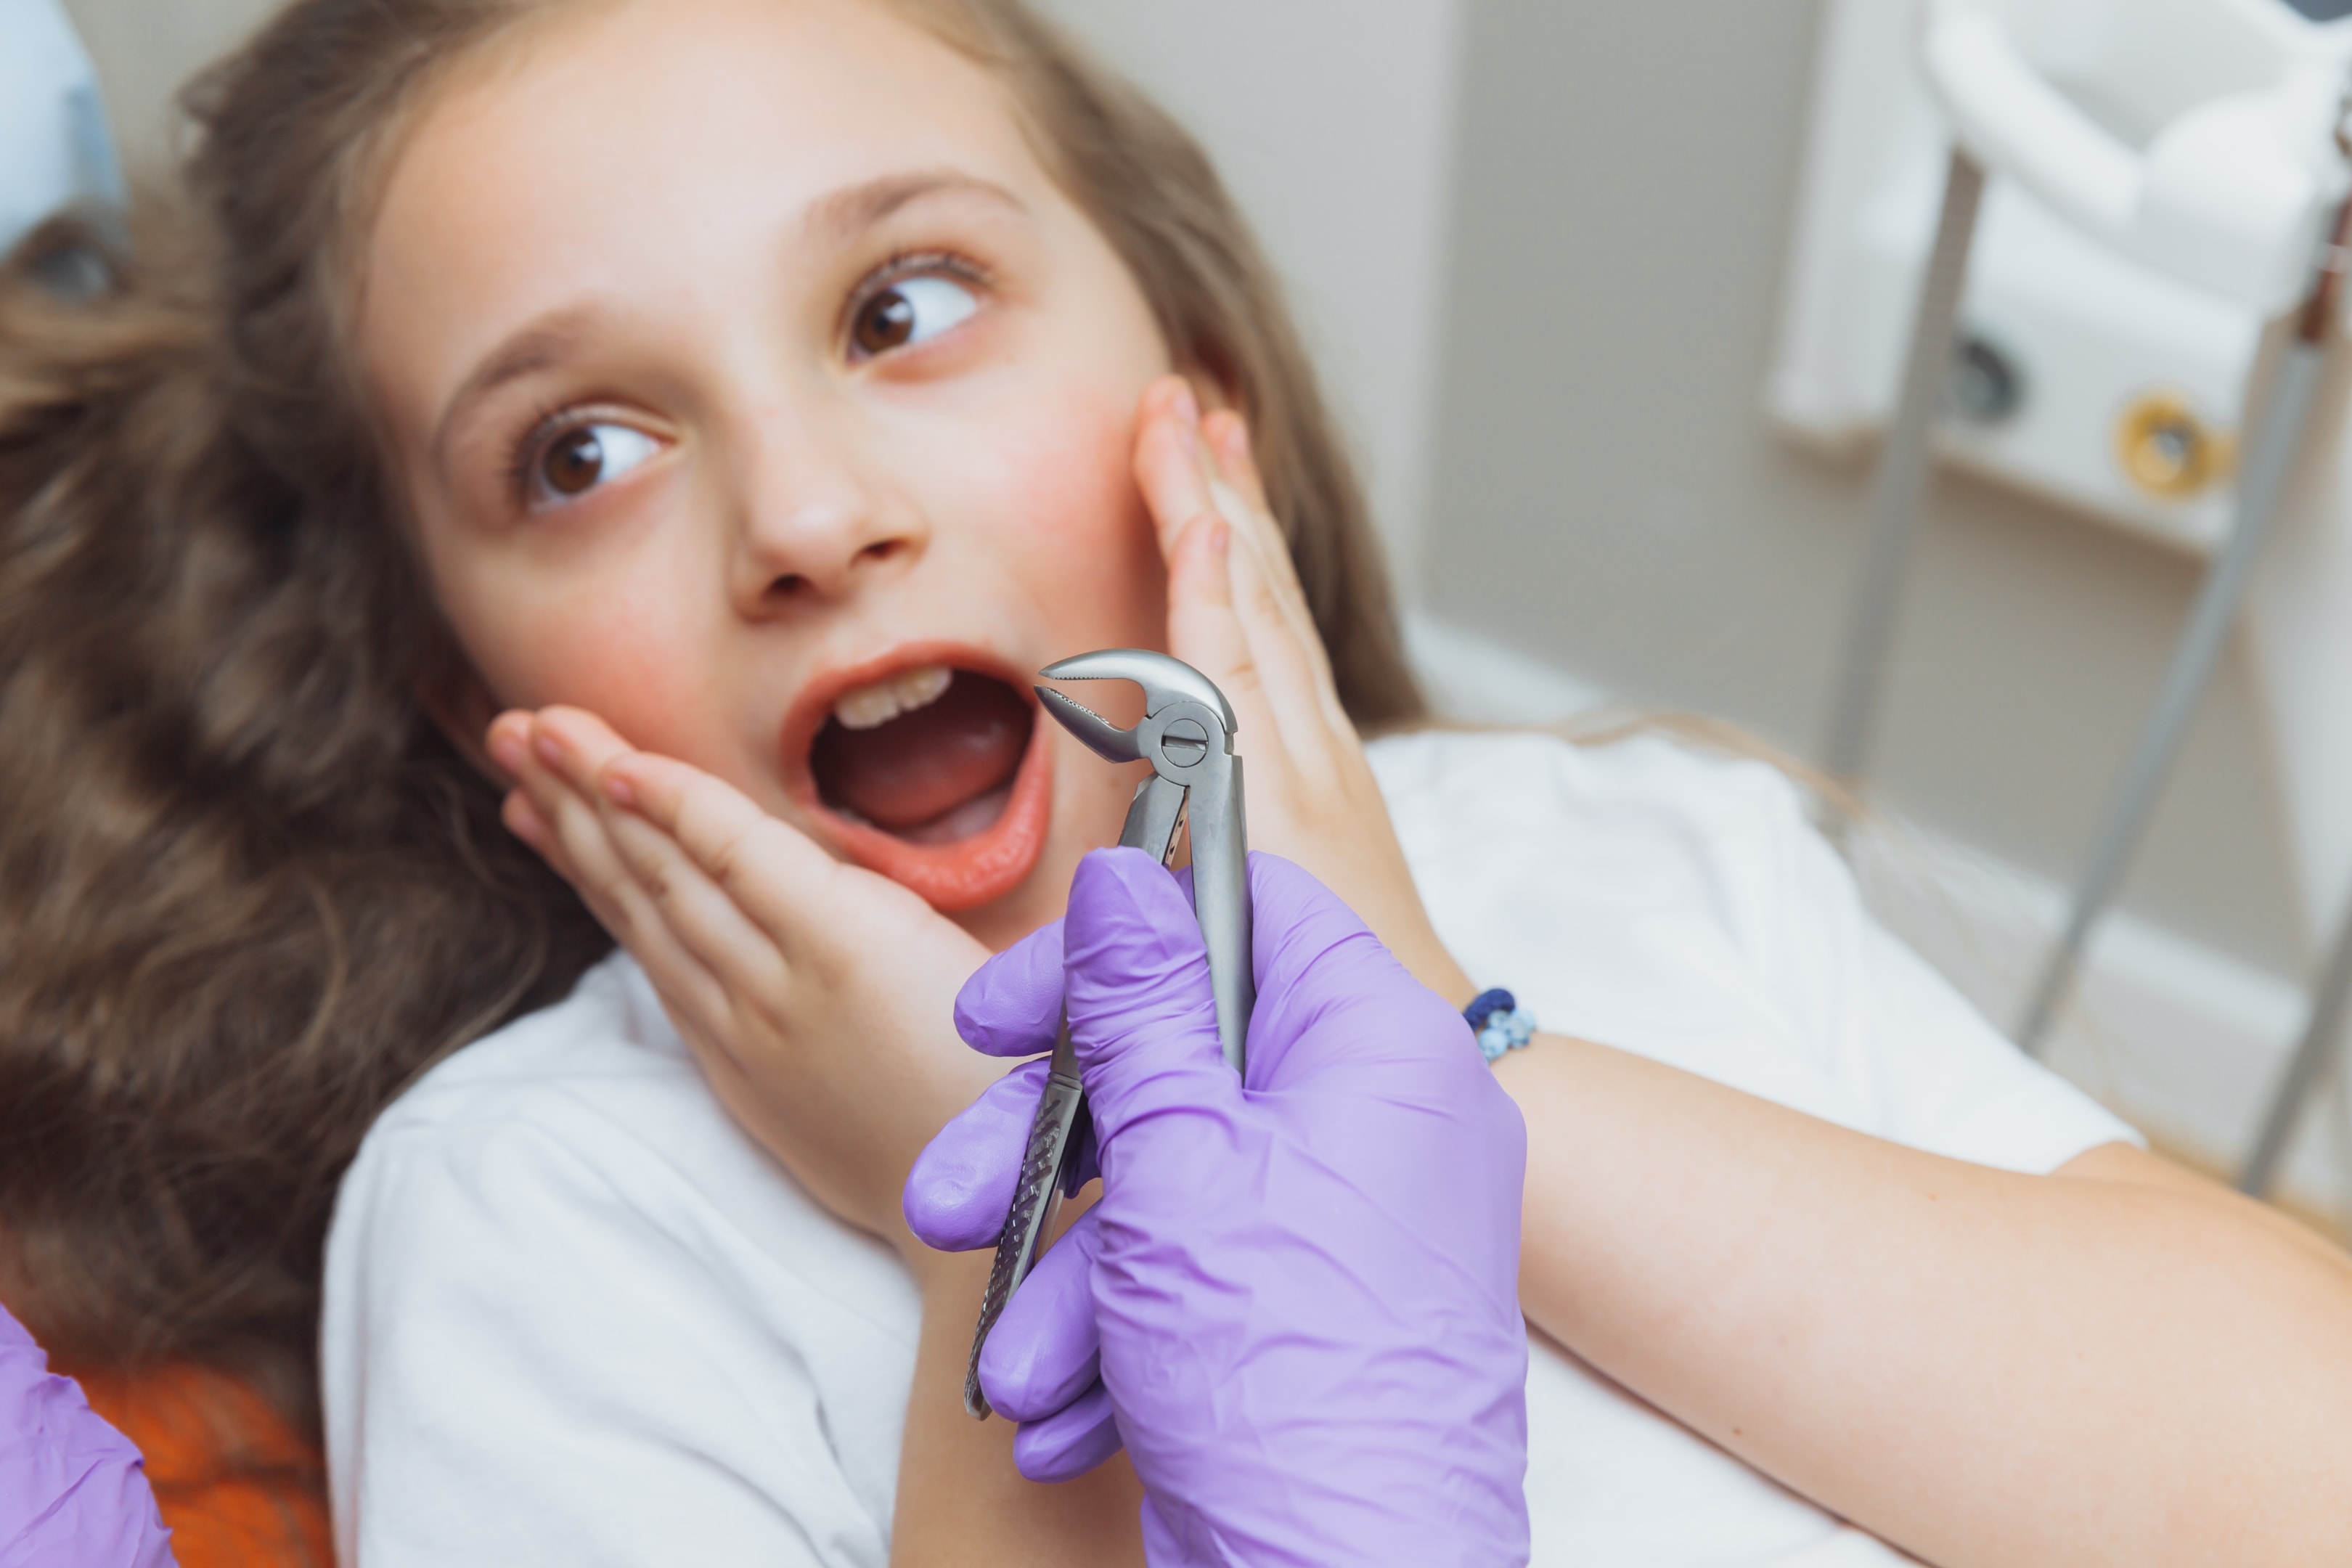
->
[321, 1114, 887, 1568]
[1739, 770, 2143, 1174]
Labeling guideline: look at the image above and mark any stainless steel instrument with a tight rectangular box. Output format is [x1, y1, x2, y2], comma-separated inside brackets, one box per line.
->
[963, 648, 1252, 1419]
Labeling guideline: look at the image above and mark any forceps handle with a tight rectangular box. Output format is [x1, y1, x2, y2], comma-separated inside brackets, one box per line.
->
[963, 1026, 1085, 1419]
[966, 764, 1249, 1419]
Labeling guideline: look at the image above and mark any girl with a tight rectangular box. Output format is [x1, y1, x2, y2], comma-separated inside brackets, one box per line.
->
[3, 1, 2348, 1565]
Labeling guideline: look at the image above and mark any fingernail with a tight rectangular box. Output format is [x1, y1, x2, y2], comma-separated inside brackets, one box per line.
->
[1170, 380, 1200, 427]
[490, 734, 528, 777]
[603, 772, 637, 811]
[534, 733, 564, 769]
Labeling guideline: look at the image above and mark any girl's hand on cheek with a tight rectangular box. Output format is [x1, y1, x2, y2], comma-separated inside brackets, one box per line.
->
[488, 707, 1001, 1247]
[1131, 376, 1474, 1005]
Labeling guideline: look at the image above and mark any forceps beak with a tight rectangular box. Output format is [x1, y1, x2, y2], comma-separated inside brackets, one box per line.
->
[1037, 648, 1241, 733]
[1035, 686, 1143, 762]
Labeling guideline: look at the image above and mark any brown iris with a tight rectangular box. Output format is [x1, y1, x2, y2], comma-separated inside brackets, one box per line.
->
[542, 428, 606, 497]
[853, 286, 918, 356]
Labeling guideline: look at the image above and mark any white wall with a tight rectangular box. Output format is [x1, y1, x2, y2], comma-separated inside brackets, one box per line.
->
[1040, 0, 1470, 590]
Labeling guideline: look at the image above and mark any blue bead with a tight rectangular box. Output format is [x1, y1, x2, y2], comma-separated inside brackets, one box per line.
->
[1464, 987, 1516, 1030]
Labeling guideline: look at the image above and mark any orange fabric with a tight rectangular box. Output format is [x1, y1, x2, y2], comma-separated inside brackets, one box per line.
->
[65, 1363, 333, 1568]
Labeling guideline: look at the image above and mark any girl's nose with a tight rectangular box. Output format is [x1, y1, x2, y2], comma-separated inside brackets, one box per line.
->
[727, 420, 927, 614]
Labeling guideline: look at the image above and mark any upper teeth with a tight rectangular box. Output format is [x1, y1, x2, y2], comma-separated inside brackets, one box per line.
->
[833, 664, 954, 730]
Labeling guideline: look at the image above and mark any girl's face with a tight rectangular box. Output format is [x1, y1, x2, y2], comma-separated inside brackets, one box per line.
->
[359, 0, 1173, 945]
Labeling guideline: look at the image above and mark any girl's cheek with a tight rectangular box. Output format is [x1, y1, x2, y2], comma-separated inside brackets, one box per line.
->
[461, 564, 721, 763]
[987, 388, 1162, 583]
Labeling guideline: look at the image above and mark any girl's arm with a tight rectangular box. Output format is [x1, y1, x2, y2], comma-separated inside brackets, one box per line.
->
[1146, 387, 2352, 1565]
[1500, 1035, 2352, 1568]
[891, 1246, 1148, 1565]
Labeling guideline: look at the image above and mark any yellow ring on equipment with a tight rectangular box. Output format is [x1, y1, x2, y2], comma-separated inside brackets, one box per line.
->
[2114, 389, 2234, 502]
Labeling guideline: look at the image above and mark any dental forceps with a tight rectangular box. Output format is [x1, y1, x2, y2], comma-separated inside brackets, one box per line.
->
[964, 648, 1252, 1419]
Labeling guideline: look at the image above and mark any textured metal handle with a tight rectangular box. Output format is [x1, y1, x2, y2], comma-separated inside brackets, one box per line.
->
[964, 1036, 1085, 1419]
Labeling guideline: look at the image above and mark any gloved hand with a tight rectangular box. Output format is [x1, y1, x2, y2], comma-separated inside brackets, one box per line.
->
[905, 849, 1530, 1568]
[0, 1304, 176, 1568]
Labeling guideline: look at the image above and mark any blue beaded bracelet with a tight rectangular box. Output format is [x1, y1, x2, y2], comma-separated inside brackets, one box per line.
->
[1464, 988, 1536, 1064]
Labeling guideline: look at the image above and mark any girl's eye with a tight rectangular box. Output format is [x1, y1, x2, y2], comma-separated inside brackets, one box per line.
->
[851, 274, 979, 358]
[531, 422, 659, 507]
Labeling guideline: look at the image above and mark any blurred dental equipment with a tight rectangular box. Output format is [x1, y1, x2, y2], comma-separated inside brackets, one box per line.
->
[0, 0, 123, 254]
[1773, 0, 2352, 1194]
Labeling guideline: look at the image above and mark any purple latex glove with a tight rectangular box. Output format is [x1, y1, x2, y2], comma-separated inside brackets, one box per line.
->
[0, 1304, 175, 1568]
[906, 849, 1530, 1567]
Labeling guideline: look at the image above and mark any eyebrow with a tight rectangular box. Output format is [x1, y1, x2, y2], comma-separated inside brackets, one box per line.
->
[430, 171, 1028, 463]
[804, 168, 1028, 243]
[431, 308, 597, 470]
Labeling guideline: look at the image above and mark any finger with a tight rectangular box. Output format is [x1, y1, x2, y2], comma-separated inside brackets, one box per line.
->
[1136, 390, 1299, 626]
[1010, 1381, 1123, 1485]
[1142, 407, 1350, 768]
[1200, 407, 1317, 624]
[1201, 407, 1269, 515]
[952, 918, 1067, 1058]
[902, 1059, 1054, 1251]
[591, 792, 796, 1022]
[499, 788, 573, 878]
[1132, 377, 1216, 555]
[1203, 409, 1339, 697]
[1163, 513, 1271, 734]
[1179, 412, 1342, 727]
[1216, 498, 1354, 762]
[1061, 848, 1239, 1147]
[499, 708, 632, 891]
[528, 704, 637, 791]
[486, 710, 536, 786]
[1164, 507, 1350, 813]
[600, 750, 898, 962]
[517, 721, 738, 1031]
[576, 748, 799, 995]
[489, 711, 594, 881]
[980, 1207, 1106, 1422]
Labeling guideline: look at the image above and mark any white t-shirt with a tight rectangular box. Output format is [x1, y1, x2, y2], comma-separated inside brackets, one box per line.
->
[320, 730, 2138, 1567]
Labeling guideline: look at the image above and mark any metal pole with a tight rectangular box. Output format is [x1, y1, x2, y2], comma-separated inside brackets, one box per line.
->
[2240, 894, 2352, 1197]
[2014, 347, 2328, 1053]
[2016, 188, 2352, 1057]
[1821, 150, 1986, 784]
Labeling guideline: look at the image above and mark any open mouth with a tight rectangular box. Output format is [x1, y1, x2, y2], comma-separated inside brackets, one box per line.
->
[793, 652, 1055, 912]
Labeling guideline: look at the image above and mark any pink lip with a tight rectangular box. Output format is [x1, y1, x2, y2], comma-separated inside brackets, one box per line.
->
[783, 641, 1055, 913]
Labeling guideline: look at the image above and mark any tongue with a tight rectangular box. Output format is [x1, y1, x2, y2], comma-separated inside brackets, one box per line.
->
[812, 671, 1032, 835]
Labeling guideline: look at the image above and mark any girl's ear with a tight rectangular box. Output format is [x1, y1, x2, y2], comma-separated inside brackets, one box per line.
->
[418, 659, 505, 783]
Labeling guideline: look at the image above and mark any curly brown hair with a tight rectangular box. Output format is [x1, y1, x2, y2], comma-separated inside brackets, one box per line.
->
[0, 0, 1421, 1435]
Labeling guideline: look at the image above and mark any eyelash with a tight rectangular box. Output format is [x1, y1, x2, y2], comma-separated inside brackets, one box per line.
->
[498, 247, 995, 509]
[840, 247, 993, 356]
